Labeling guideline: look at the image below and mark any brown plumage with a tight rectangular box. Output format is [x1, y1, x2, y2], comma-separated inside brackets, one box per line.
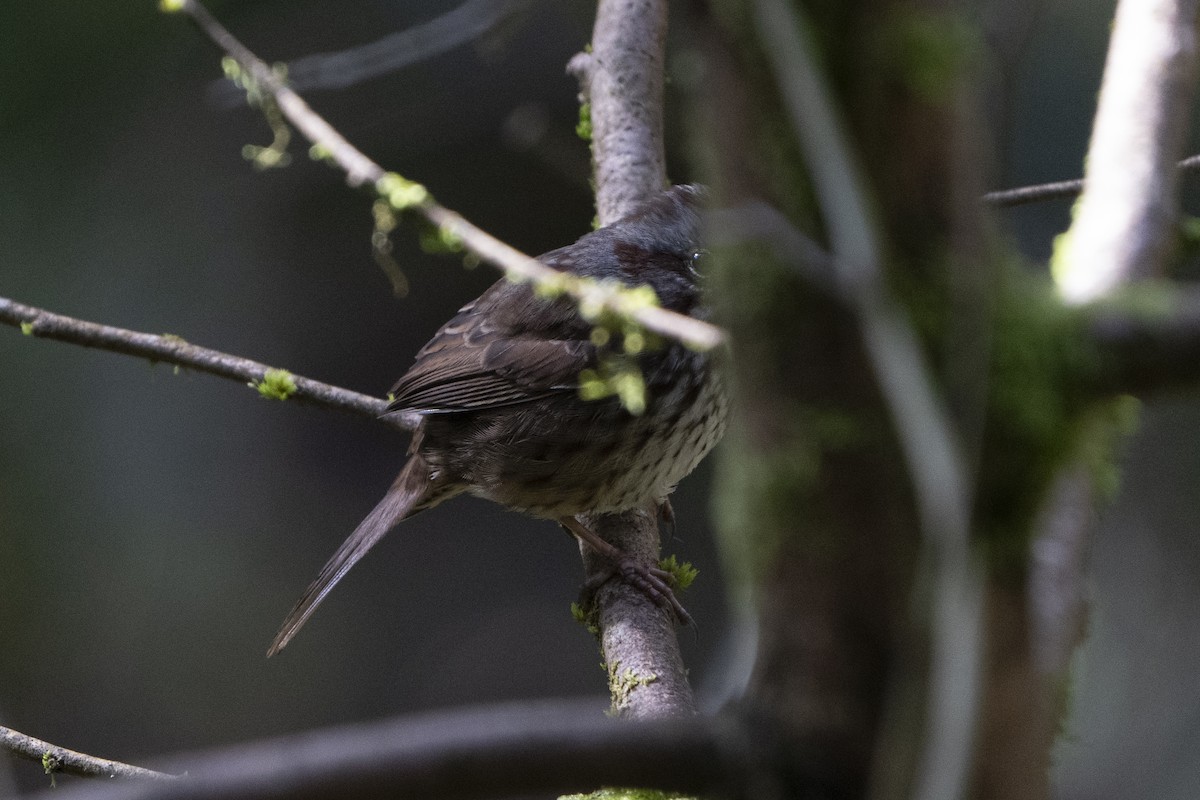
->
[267, 186, 726, 656]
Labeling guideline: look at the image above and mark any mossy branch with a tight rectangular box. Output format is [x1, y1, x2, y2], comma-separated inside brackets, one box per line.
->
[0, 724, 178, 782]
[161, 0, 722, 352]
[0, 296, 408, 430]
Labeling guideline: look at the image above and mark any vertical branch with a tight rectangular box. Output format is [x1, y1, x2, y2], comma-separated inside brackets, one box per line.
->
[1031, 0, 1200, 774]
[569, 0, 670, 224]
[1056, 0, 1200, 303]
[569, 0, 694, 719]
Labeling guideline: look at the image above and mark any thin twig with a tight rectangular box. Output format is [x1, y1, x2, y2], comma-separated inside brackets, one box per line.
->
[0, 725, 178, 782]
[208, 0, 527, 103]
[983, 154, 1200, 207]
[165, 0, 722, 351]
[0, 296, 409, 431]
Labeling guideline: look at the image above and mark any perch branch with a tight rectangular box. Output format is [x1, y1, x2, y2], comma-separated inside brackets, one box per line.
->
[567, 0, 669, 222]
[165, 0, 722, 351]
[0, 725, 177, 782]
[0, 296, 407, 430]
[567, 0, 697, 720]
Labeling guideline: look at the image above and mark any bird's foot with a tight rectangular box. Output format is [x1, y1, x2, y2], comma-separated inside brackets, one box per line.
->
[561, 516, 694, 627]
[579, 559, 695, 627]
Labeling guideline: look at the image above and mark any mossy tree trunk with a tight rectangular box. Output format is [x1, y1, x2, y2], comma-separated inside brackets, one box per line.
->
[683, 0, 1118, 796]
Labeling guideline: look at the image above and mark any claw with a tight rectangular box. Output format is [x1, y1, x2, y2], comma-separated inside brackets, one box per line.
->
[564, 515, 694, 627]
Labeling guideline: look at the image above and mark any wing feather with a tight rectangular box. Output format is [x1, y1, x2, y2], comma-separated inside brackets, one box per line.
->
[386, 281, 594, 415]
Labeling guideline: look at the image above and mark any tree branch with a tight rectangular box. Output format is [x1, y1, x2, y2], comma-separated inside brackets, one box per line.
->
[564, 0, 700, 720]
[208, 0, 527, 103]
[750, 1, 983, 796]
[567, 0, 669, 222]
[164, 0, 722, 352]
[26, 702, 791, 800]
[0, 725, 177, 782]
[982, 154, 1200, 208]
[0, 296, 408, 430]
[1054, 0, 1200, 303]
[1086, 284, 1200, 394]
[578, 509, 698, 719]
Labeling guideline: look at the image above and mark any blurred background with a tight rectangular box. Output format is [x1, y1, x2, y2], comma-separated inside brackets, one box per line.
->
[0, 0, 1197, 796]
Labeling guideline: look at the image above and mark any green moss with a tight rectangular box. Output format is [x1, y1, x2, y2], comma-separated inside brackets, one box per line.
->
[579, 355, 648, 415]
[570, 601, 600, 637]
[251, 368, 297, 401]
[972, 266, 1102, 575]
[418, 223, 464, 254]
[41, 752, 61, 787]
[657, 555, 698, 591]
[607, 664, 658, 714]
[576, 102, 593, 141]
[713, 421, 832, 583]
[561, 789, 694, 800]
[376, 172, 430, 211]
[20, 321, 33, 335]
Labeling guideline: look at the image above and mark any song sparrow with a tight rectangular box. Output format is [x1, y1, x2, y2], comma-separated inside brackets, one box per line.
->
[268, 185, 726, 656]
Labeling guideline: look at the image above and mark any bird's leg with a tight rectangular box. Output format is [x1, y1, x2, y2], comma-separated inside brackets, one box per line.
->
[560, 515, 694, 627]
[657, 498, 677, 543]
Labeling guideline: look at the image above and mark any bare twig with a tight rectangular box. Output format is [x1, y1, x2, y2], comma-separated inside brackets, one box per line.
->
[0, 296, 408, 430]
[165, 0, 722, 351]
[209, 0, 529, 103]
[0, 725, 178, 782]
[983, 154, 1200, 207]
[1054, 0, 1200, 303]
[982, 177, 1085, 207]
[29, 701, 780, 800]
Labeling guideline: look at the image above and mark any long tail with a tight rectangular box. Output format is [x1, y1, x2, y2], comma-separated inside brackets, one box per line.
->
[267, 457, 440, 657]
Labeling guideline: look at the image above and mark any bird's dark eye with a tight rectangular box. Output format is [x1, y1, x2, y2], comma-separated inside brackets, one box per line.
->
[688, 250, 707, 277]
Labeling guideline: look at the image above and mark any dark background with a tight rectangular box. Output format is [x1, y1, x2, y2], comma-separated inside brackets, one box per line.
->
[1, 0, 1197, 797]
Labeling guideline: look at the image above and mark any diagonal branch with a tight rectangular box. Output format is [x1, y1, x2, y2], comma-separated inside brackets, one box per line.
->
[164, 0, 722, 352]
[0, 296, 407, 430]
[1054, 0, 1200, 304]
[209, 0, 528, 103]
[0, 725, 177, 782]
